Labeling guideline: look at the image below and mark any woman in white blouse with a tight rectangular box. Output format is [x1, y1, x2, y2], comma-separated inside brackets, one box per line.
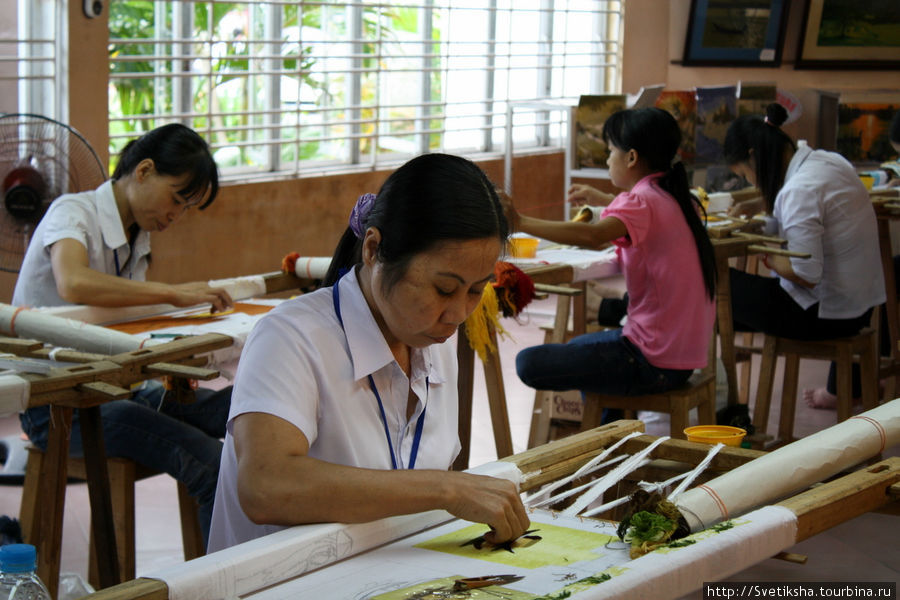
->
[209, 153, 529, 551]
[724, 102, 885, 409]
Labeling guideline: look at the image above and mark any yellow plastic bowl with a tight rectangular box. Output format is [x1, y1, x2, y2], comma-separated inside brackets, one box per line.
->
[683, 425, 747, 447]
[859, 175, 875, 190]
[509, 236, 539, 258]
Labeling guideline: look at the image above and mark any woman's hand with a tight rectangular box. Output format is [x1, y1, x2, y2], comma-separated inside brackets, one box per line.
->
[567, 184, 614, 207]
[728, 197, 765, 218]
[442, 471, 530, 544]
[761, 253, 814, 288]
[170, 282, 234, 312]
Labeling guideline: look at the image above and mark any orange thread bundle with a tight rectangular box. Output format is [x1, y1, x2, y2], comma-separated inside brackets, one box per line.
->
[281, 252, 300, 273]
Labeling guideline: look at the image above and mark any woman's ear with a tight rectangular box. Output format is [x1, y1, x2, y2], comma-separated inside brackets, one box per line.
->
[626, 149, 639, 168]
[135, 158, 155, 182]
[361, 227, 382, 266]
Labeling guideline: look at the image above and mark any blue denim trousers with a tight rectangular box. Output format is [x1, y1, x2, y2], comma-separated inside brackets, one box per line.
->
[20, 380, 230, 547]
[516, 328, 692, 397]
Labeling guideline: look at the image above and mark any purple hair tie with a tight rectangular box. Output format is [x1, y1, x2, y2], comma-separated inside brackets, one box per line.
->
[349, 193, 376, 239]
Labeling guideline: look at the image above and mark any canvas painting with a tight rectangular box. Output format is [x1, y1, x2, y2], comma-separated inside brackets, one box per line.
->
[574, 94, 627, 169]
[837, 103, 900, 163]
[796, 0, 900, 68]
[655, 90, 698, 164]
[695, 85, 737, 165]
[737, 81, 777, 117]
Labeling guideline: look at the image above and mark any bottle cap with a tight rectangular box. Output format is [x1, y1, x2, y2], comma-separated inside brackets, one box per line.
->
[0, 543, 37, 573]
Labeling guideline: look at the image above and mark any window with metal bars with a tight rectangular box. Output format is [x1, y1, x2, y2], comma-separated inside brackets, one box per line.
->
[107, 1, 623, 180]
[0, 0, 64, 121]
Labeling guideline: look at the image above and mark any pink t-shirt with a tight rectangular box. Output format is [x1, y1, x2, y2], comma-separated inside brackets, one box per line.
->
[601, 173, 715, 369]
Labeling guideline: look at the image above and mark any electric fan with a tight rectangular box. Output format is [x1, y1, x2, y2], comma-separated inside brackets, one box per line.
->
[0, 113, 107, 273]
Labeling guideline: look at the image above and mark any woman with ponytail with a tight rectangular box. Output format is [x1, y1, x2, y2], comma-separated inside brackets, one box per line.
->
[724, 103, 885, 409]
[503, 107, 717, 406]
[210, 153, 529, 550]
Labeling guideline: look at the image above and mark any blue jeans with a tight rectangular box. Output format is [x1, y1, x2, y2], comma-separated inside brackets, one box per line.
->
[516, 329, 692, 420]
[20, 380, 230, 547]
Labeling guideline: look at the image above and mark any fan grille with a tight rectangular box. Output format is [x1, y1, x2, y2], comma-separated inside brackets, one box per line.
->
[0, 113, 107, 273]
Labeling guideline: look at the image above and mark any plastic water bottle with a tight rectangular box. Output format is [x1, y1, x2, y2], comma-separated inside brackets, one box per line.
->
[0, 544, 52, 600]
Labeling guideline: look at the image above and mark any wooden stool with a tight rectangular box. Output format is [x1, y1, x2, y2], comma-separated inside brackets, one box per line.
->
[19, 446, 204, 588]
[579, 371, 717, 439]
[752, 328, 879, 446]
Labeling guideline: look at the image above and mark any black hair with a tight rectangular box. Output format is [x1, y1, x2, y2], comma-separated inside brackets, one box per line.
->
[112, 123, 219, 209]
[323, 153, 509, 289]
[602, 107, 717, 300]
[891, 111, 900, 145]
[724, 103, 795, 212]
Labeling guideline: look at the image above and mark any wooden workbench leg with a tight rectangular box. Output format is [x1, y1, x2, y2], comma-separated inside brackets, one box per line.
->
[716, 257, 739, 406]
[19, 446, 42, 547]
[778, 354, 800, 444]
[572, 281, 586, 335]
[699, 378, 717, 426]
[859, 332, 879, 413]
[482, 326, 514, 459]
[877, 218, 899, 400]
[528, 292, 572, 448]
[79, 405, 123, 588]
[835, 345, 853, 424]
[753, 336, 778, 437]
[37, 405, 73, 600]
[454, 325, 475, 471]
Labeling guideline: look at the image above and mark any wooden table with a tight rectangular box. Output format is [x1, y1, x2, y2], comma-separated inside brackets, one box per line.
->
[76, 416, 900, 600]
[0, 333, 233, 599]
[872, 190, 900, 397]
[711, 235, 766, 407]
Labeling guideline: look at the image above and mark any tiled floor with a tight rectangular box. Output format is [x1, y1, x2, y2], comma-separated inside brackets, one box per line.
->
[0, 289, 897, 596]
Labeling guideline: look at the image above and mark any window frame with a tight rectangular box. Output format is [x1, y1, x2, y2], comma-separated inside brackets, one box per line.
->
[106, 0, 623, 182]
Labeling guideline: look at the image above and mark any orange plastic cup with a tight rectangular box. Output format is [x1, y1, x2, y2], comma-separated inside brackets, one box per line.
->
[509, 236, 539, 258]
[683, 425, 746, 447]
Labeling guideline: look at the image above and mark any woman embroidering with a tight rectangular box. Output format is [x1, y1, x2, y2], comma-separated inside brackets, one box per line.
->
[209, 153, 529, 550]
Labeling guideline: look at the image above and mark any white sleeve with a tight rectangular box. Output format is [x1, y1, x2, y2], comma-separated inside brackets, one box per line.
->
[40, 199, 92, 251]
[228, 310, 321, 445]
[775, 186, 824, 284]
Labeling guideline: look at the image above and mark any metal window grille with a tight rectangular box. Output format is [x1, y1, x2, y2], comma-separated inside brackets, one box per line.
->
[0, 0, 65, 121]
[108, 0, 623, 180]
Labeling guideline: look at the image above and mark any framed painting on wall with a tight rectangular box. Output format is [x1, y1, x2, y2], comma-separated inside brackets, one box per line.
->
[682, 0, 790, 67]
[796, 0, 900, 69]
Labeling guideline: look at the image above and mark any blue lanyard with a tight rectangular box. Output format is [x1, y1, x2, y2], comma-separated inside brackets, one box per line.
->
[331, 273, 427, 470]
[113, 249, 132, 279]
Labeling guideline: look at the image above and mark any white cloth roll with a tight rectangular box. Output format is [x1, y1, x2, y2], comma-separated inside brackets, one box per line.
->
[676, 400, 900, 531]
[292, 257, 332, 280]
[146, 510, 454, 600]
[0, 303, 140, 355]
[593, 506, 798, 600]
[0, 374, 30, 417]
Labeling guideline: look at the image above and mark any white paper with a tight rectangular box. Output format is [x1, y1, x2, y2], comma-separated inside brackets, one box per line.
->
[510, 245, 620, 282]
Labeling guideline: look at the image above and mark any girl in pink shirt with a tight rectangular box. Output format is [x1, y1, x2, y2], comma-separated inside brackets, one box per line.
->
[503, 108, 716, 406]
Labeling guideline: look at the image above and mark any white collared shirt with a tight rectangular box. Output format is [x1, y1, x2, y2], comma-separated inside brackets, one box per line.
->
[773, 145, 886, 319]
[209, 267, 461, 551]
[12, 180, 151, 307]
